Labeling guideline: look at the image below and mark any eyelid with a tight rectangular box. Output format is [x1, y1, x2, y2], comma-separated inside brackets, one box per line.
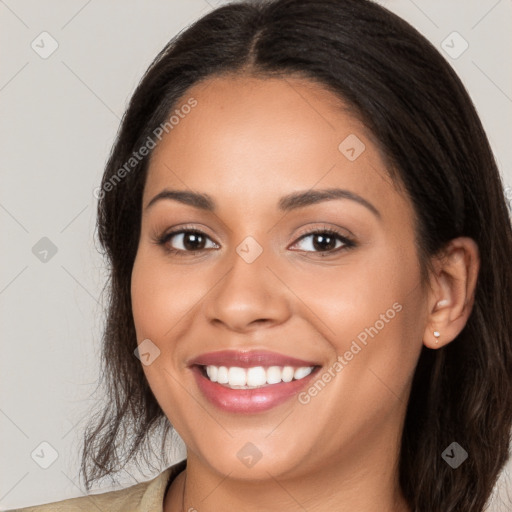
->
[155, 223, 217, 242]
[291, 223, 355, 242]
[154, 224, 219, 251]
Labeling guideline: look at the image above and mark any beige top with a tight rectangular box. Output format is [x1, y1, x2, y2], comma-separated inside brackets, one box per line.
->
[8, 460, 187, 512]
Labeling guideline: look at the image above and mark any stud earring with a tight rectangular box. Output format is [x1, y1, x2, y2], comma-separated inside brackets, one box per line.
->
[433, 331, 440, 343]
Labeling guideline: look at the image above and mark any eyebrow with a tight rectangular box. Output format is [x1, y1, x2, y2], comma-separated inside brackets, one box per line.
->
[145, 188, 381, 218]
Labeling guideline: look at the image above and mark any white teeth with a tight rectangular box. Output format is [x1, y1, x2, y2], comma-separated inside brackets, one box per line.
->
[294, 367, 313, 380]
[247, 366, 266, 387]
[282, 366, 294, 382]
[203, 364, 315, 388]
[206, 365, 218, 382]
[217, 366, 229, 384]
[266, 366, 282, 384]
[228, 367, 247, 386]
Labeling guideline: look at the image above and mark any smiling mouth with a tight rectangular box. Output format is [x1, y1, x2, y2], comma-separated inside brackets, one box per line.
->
[197, 364, 318, 389]
[189, 349, 322, 412]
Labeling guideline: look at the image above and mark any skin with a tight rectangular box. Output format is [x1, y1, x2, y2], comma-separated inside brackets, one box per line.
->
[130, 75, 479, 512]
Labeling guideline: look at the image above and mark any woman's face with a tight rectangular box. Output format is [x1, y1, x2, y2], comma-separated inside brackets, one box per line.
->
[131, 75, 429, 480]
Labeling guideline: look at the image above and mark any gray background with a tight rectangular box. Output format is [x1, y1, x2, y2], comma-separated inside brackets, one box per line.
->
[1, 0, 511, 509]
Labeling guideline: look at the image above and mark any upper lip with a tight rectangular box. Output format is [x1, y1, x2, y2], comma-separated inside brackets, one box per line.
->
[189, 350, 319, 368]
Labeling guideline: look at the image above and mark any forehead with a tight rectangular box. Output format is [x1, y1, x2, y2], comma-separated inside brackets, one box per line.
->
[144, 75, 404, 216]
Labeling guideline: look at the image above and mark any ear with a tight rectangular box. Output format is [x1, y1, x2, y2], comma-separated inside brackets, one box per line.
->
[423, 237, 480, 349]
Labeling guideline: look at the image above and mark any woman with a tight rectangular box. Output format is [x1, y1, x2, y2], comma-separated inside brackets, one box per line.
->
[12, 0, 512, 510]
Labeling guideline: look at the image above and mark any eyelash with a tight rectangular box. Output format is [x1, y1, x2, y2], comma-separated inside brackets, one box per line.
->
[153, 224, 356, 258]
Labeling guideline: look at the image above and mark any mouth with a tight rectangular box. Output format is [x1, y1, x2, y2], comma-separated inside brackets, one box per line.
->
[199, 364, 316, 389]
[188, 350, 321, 413]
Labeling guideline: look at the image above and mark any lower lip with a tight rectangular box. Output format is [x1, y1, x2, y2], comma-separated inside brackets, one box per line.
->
[191, 366, 319, 413]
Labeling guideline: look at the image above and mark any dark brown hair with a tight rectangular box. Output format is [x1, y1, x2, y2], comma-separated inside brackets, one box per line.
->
[81, 1, 512, 510]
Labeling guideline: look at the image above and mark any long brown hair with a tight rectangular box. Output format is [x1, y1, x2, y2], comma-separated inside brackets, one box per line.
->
[82, 1, 512, 510]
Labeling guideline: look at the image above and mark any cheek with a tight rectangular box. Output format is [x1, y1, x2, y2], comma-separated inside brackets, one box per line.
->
[294, 244, 422, 339]
[130, 251, 196, 427]
[289, 253, 425, 442]
[131, 249, 204, 341]
[287, 241, 425, 395]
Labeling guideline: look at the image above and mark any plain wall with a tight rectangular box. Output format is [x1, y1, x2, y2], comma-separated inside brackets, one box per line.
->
[1, 0, 511, 509]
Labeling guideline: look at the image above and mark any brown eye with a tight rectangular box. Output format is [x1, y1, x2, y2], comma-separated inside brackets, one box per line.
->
[291, 229, 354, 253]
[158, 229, 219, 255]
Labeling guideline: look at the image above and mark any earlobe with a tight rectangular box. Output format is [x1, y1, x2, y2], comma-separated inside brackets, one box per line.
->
[423, 237, 480, 349]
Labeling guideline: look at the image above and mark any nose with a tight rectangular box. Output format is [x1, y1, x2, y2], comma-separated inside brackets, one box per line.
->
[204, 245, 292, 333]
